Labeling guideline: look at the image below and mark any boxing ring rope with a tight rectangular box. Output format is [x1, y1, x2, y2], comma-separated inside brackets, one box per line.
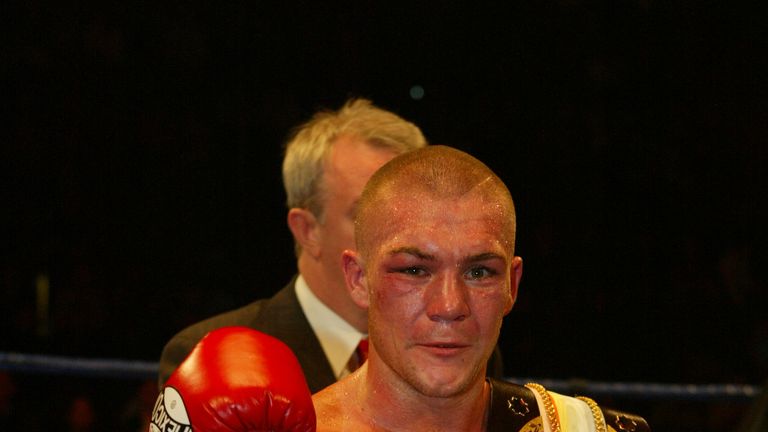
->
[0, 351, 156, 380]
[0, 351, 761, 401]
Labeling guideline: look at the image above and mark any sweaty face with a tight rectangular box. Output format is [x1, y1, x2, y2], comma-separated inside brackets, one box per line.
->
[315, 136, 398, 306]
[363, 191, 519, 398]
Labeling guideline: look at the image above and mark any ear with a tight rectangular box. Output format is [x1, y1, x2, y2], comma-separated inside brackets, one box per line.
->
[342, 250, 369, 309]
[504, 256, 523, 315]
[287, 208, 321, 258]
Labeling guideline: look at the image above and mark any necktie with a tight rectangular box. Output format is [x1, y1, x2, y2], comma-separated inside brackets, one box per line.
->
[356, 338, 369, 363]
[347, 338, 369, 372]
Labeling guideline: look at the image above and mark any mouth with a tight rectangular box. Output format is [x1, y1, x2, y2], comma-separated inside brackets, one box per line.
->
[418, 342, 470, 356]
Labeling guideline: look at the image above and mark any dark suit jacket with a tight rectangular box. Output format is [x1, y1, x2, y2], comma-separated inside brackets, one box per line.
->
[158, 277, 337, 394]
[159, 276, 505, 394]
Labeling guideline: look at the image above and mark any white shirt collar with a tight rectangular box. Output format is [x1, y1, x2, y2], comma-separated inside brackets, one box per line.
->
[294, 274, 366, 378]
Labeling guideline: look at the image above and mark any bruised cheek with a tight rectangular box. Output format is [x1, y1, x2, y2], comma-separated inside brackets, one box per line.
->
[378, 271, 421, 294]
[373, 275, 423, 318]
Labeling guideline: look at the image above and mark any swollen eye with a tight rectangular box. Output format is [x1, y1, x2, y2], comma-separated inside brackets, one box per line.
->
[393, 266, 428, 277]
[403, 267, 423, 276]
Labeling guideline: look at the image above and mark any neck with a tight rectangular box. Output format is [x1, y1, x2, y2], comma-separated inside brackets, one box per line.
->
[298, 254, 368, 332]
[358, 362, 490, 431]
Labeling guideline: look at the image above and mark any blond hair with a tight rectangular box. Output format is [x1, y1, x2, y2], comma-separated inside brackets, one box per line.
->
[282, 98, 427, 219]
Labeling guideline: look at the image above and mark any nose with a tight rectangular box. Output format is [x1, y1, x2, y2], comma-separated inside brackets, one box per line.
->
[426, 274, 470, 322]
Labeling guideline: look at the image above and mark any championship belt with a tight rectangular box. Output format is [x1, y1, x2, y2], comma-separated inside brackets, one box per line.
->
[601, 406, 651, 432]
[487, 379, 651, 432]
[487, 378, 544, 431]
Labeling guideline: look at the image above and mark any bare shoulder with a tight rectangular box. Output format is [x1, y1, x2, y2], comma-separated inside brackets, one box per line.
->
[312, 385, 340, 416]
[313, 381, 368, 431]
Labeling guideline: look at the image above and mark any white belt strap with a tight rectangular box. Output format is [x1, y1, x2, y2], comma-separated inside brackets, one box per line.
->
[526, 383, 605, 432]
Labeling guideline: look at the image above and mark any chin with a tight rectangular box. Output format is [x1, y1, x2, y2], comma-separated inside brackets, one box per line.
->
[410, 368, 481, 399]
[416, 380, 473, 399]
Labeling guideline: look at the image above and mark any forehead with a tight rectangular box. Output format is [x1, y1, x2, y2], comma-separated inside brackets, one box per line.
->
[321, 136, 399, 210]
[366, 192, 513, 258]
[325, 136, 398, 183]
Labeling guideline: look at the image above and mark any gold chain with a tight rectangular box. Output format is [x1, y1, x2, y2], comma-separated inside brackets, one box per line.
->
[575, 396, 607, 432]
[525, 383, 561, 432]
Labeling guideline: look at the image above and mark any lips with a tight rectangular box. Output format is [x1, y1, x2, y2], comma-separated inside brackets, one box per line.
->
[426, 343, 464, 348]
[419, 342, 469, 356]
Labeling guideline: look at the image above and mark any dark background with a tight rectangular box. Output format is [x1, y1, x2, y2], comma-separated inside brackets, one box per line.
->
[3, 1, 767, 430]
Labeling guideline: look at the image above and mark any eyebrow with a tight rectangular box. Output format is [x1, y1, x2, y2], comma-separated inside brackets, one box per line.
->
[387, 247, 435, 260]
[465, 252, 506, 263]
[387, 248, 505, 264]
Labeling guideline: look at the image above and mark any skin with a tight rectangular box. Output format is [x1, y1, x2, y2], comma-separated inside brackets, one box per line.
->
[287, 134, 399, 332]
[313, 188, 523, 431]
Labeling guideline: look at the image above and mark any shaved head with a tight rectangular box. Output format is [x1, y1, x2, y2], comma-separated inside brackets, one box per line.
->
[355, 145, 517, 260]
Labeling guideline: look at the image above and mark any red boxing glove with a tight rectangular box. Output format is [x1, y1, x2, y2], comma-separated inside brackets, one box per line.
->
[150, 327, 316, 432]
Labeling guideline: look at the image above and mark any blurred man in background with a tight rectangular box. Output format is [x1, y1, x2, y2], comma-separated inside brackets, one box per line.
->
[158, 98, 428, 392]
